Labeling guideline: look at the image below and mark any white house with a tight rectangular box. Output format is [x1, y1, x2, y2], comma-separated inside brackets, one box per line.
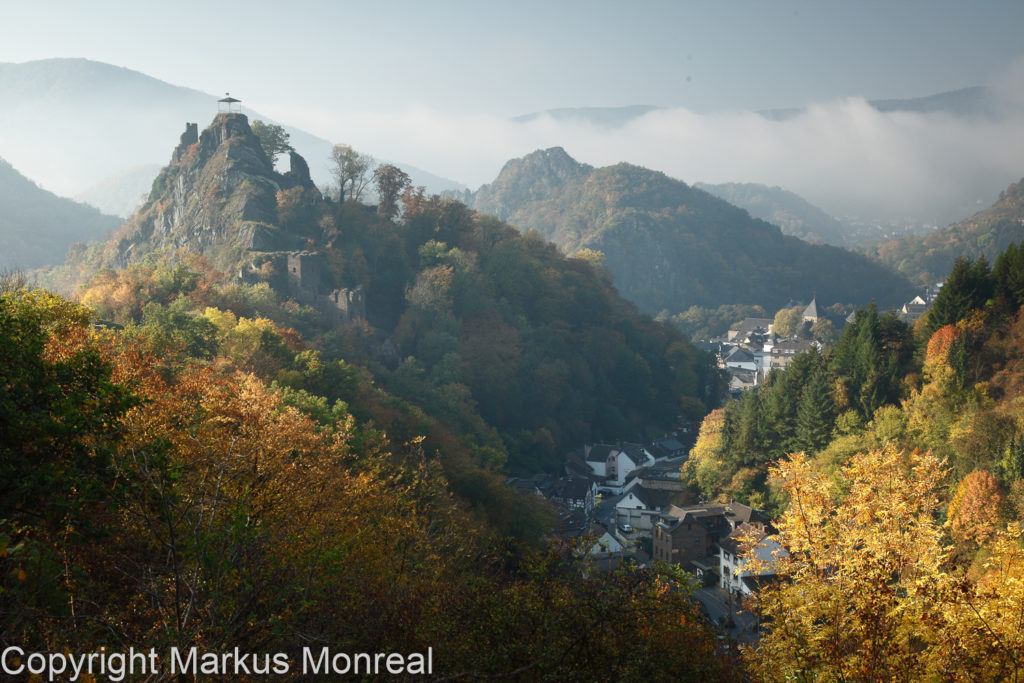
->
[615, 444, 654, 486]
[584, 443, 652, 487]
[584, 444, 617, 479]
[723, 346, 757, 373]
[615, 484, 675, 531]
[587, 531, 624, 557]
[719, 524, 787, 598]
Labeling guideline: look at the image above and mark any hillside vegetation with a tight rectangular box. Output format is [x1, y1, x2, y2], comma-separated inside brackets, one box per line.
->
[53, 114, 722, 480]
[0, 158, 121, 268]
[876, 175, 1024, 286]
[0, 285, 729, 679]
[0, 112, 736, 677]
[467, 148, 914, 315]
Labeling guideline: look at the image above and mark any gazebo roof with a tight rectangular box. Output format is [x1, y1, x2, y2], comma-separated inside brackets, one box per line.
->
[218, 94, 241, 103]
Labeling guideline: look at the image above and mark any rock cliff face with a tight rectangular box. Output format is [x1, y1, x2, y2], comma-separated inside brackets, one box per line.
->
[105, 113, 319, 269]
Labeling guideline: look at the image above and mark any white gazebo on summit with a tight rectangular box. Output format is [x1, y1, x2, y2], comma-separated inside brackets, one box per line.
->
[218, 93, 241, 113]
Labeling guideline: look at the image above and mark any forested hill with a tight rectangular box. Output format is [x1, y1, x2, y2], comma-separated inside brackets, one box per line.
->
[0, 158, 121, 269]
[465, 148, 914, 314]
[52, 112, 722, 480]
[875, 175, 1024, 286]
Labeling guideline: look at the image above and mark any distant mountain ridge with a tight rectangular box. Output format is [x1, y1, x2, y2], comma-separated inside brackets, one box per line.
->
[512, 105, 661, 127]
[74, 163, 162, 218]
[0, 58, 465, 199]
[695, 182, 850, 247]
[464, 148, 913, 314]
[0, 157, 121, 269]
[513, 86, 1009, 128]
[875, 176, 1024, 286]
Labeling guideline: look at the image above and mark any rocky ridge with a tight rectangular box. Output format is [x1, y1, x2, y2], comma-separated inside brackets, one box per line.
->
[102, 113, 318, 269]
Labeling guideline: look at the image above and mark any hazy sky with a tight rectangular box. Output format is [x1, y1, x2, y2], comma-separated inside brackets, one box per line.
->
[2, 1, 1024, 222]
[4, 1, 1022, 116]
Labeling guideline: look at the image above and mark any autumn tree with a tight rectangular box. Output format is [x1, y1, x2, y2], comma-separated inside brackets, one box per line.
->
[948, 469, 1006, 546]
[685, 407, 729, 500]
[810, 316, 836, 342]
[748, 446, 1024, 681]
[772, 305, 804, 338]
[329, 143, 374, 202]
[373, 163, 411, 219]
[749, 446, 950, 680]
[251, 120, 293, 168]
[0, 289, 135, 527]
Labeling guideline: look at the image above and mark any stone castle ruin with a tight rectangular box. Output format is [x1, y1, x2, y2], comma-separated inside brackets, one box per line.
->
[285, 250, 365, 326]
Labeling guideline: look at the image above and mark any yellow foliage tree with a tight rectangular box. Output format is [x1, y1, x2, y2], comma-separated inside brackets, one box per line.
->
[684, 407, 729, 500]
[748, 446, 1024, 681]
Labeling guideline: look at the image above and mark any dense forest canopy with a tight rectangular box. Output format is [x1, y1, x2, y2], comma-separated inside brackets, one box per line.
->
[0, 285, 730, 678]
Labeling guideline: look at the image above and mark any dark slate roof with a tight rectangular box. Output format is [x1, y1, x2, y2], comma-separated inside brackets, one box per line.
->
[507, 474, 551, 493]
[724, 346, 756, 362]
[742, 574, 783, 592]
[723, 502, 771, 527]
[733, 318, 774, 337]
[620, 443, 648, 465]
[586, 444, 616, 463]
[631, 486, 676, 510]
[657, 502, 770, 535]
[551, 477, 593, 500]
[647, 444, 670, 460]
[691, 340, 721, 353]
[772, 339, 814, 354]
[654, 436, 686, 452]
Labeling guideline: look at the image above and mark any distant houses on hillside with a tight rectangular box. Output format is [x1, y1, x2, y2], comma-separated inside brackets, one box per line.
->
[505, 432, 791, 605]
[703, 291, 937, 395]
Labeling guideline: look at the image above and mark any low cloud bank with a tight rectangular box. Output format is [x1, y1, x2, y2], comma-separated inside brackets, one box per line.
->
[262, 82, 1024, 226]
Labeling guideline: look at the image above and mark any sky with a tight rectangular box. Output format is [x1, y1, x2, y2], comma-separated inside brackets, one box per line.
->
[2, 0, 1024, 222]
[5, 0, 1022, 115]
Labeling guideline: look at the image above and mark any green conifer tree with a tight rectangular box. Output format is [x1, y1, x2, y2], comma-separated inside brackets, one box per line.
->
[795, 369, 836, 453]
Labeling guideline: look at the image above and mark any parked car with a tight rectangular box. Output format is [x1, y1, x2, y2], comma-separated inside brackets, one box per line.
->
[619, 523, 634, 533]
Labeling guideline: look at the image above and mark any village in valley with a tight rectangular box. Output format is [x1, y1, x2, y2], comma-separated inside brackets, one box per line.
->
[507, 289, 939, 641]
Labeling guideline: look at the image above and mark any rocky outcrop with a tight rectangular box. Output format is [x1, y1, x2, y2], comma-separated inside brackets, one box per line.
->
[107, 113, 319, 269]
[467, 147, 591, 220]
